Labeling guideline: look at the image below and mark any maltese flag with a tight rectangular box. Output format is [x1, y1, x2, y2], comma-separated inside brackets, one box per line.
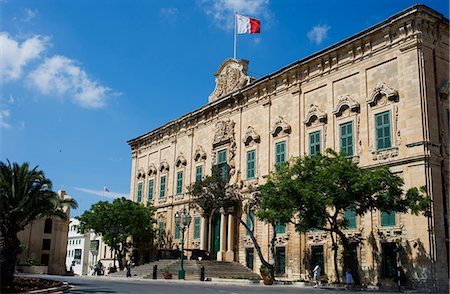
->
[237, 14, 260, 34]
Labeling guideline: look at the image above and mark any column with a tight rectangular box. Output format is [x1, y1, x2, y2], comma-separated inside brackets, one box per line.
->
[225, 214, 235, 261]
[200, 217, 207, 250]
[217, 213, 227, 261]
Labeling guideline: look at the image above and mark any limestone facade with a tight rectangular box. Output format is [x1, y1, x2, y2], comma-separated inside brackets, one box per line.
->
[127, 5, 449, 291]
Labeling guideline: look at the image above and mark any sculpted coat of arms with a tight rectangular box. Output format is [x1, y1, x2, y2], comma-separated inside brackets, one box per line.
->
[209, 58, 253, 102]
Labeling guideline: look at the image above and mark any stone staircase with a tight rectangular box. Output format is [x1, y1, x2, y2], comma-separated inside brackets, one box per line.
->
[108, 260, 260, 281]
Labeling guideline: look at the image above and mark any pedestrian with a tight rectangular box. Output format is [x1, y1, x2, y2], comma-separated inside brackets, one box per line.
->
[69, 260, 75, 274]
[95, 260, 103, 276]
[126, 259, 132, 277]
[345, 268, 354, 289]
[313, 264, 321, 288]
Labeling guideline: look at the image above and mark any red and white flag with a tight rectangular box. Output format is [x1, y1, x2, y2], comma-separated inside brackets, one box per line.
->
[237, 14, 260, 34]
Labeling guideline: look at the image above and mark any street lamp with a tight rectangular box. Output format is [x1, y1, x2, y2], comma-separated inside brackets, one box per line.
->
[110, 222, 119, 272]
[175, 208, 192, 280]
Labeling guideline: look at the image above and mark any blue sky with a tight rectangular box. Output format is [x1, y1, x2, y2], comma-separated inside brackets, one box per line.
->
[1, 0, 448, 217]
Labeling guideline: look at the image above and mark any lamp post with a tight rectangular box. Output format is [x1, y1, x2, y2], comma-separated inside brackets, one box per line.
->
[175, 208, 192, 280]
[110, 222, 119, 271]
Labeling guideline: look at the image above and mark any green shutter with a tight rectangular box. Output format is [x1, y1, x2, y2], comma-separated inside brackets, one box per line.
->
[344, 209, 356, 229]
[194, 217, 201, 239]
[276, 222, 286, 234]
[159, 176, 166, 198]
[148, 179, 154, 201]
[375, 111, 392, 150]
[217, 150, 228, 179]
[174, 221, 181, 239]
[381, 210, 396, 226]
[246, 211, 254, 236]
[137, 183, 142, 202]
[176, 171, 183, 194]
[340, 121, 354, 156]
[195, 166, 203, 182]
[310, 131, 321, 155]
[247, 150, 256, 179]
[158, 222, 165, 241]
[275, 141, 286, 171]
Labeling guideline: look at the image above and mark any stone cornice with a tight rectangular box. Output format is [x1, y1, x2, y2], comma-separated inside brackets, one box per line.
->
[127, 5, 448, 150]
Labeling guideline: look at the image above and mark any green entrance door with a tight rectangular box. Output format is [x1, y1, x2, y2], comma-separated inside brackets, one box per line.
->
[212, 215, 221, 260]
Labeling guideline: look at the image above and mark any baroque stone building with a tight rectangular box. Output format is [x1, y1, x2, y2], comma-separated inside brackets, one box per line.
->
[128, 5, 449, 291]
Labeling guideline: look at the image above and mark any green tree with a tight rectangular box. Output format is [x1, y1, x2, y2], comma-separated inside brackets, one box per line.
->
[0, 161, 77, 291]
[258, 149, 431, 283]
[77, 197, 156, 270]
[188, 167, 281, 282]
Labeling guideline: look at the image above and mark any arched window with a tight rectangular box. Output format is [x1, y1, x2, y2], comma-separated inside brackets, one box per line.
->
[44, 218, 53, 234]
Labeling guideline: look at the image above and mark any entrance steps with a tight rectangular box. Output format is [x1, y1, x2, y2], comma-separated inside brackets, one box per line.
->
[108, 260, 261, 281]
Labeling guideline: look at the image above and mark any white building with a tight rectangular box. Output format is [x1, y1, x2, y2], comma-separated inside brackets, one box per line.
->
[66, 218, 116, 275]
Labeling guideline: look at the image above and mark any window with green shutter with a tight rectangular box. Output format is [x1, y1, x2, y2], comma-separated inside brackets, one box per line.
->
[344, 209, 356, 229]
[148, 179, 154, 201]
[340, 121, 354, 156]
[137, 182, 142, 202]
[246, 211, 254, 236]
[194, 217, 200, 239]
[217, 149, 228, 179]
[381, 210, 396, 227]
[176, 171, 183, 194]
[375, 111, 392, 150]
[159, 176, 166, 198]
[247, 150, 256, 179]
[174, 220, 180, 239]
[275, 141, 286, 171]
[158, 221, 165, 241]
[276, 222, 286, 234]
[195, 166, 203, 182]
[309, 131, 321, 155]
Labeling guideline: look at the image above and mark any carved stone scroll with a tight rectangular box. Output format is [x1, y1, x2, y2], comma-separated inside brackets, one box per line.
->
[333, 95, 360, 117]
[147, 164, 157, 176]
[213, 119, 235, 147]
[194, 146, 207, 162]
[243, 126, 261, 146]
[175, 154, 187, 168]
[367, 82, 398, 106]
[271, 116, 291, 137]
[209, 59, 252, 102]
[159, 161, 169, 172]
[304, 104, 327, 126]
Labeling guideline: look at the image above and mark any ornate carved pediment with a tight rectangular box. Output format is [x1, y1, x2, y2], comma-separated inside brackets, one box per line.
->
[209, 58, 252, 102]
[271, 116, 291, 137]
[439, 80, 449, 99]
[213, 119, 235, 147]
[147, 164, 157, 176]
[333, 95, 360, 117]
[175, 154, 187, 168]
[304, 104, 327, 126]
[137, 168, 145, 179]
[243, 126, 260, 146]
[159, 161, 169, 172]
[194, 146, 207, 162]
[367, 82, 398, 106]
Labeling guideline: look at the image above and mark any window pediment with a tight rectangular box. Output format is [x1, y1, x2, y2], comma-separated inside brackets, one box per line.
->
[175, 154, 187, 168]
[147, 164, 157, 176]
[159, 161, 169, 172]
[137, 168, 146, 179]
[271, 116, 291, 137]
[194, 146, 207, 162]
[367, 82, 398, 106]
[304, 104, 327, 126]
[333, 95, 360, 117]
[243, 126, 260, 146]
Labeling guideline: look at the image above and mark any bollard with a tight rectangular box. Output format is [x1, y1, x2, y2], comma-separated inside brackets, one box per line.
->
[200, 265, 205, 281]
[153, 265, 158, 280]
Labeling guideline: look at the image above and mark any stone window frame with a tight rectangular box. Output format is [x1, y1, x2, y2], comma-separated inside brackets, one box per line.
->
[304, 104, 327, 156]
[193, 145, 206, 183]
[367, 82, 400, 161]
[158, 161, 169, 203]
[243, 126, 261, 182]
[174, 154, 187, 197]
[272, 116, 291, 172]
[136, 181, 143, 203]
[147, 163, 157, 204]
[333, 95, 361, 163]
[147, 178, 155, 203]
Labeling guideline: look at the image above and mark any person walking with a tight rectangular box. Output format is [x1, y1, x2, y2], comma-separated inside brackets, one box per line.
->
[345, 268, 354, 289]
[125, 259, 132, 278]
[313, 264, 321, 288]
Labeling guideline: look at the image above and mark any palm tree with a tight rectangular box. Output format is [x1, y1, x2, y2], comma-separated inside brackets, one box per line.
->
[0, 160, 77, 291]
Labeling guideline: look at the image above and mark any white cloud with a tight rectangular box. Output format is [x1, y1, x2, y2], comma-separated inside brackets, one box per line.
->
[73, 187, 129, 199]
[27, 55, 115, 108]
[160, 7, 178, 18]
[199, 0, 269, 31]
[23, 8, 38, 22]
[307, 24, 330, 45]
[0, 32, 48, 82]
[0, 108, 11, 129]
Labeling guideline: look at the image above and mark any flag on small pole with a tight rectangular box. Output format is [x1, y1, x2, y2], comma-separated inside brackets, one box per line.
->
[234, 13, 261, 59]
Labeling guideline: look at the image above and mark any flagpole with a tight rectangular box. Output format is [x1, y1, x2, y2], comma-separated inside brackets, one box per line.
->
[234, 12, 237, 59]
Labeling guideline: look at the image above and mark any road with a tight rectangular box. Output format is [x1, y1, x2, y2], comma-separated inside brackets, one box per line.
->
[25, 275, 395, 294]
